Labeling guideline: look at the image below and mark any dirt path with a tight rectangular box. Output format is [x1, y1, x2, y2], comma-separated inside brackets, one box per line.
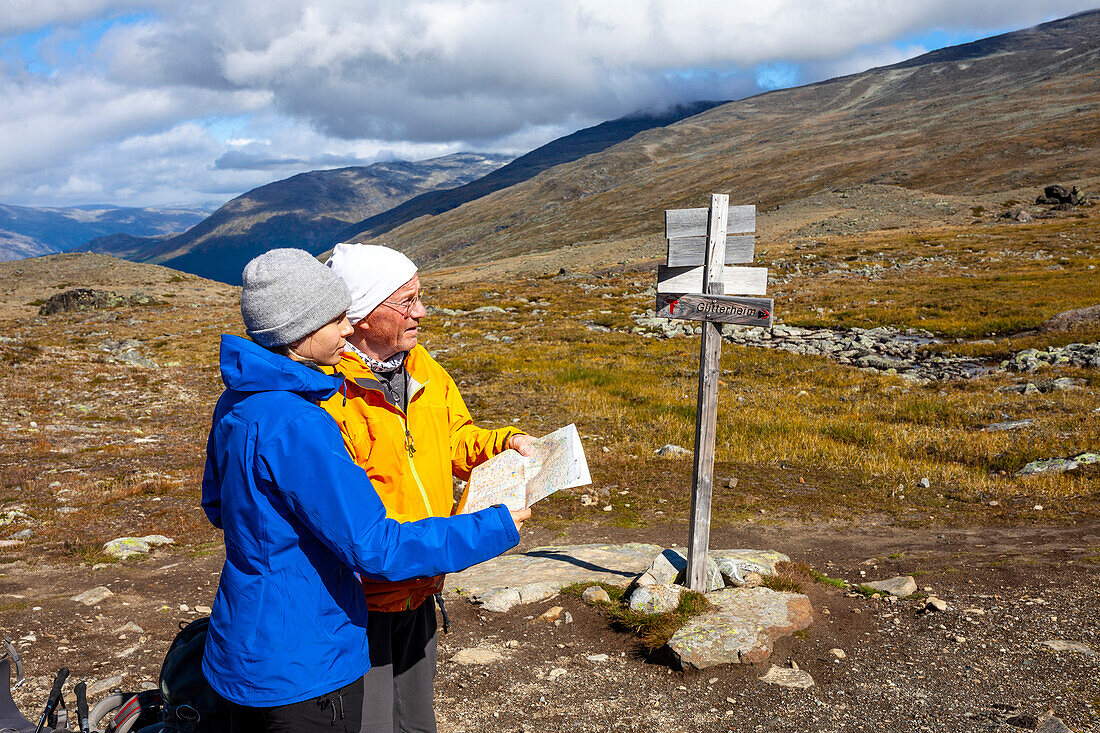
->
[2, 521, 1097, 731]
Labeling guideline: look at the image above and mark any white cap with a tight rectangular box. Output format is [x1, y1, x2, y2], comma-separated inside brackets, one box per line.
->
[326, 243, 418, 324]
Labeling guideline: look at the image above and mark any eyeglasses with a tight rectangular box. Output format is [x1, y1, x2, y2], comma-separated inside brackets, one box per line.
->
[378, 289, 423, 317]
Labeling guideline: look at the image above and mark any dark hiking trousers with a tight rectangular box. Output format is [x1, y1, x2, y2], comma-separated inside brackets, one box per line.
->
[361, 602, 438, 733]
[228, 676, 364, 733]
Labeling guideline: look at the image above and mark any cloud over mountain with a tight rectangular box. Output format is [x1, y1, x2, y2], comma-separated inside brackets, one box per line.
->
[1, 1, 1095, 206]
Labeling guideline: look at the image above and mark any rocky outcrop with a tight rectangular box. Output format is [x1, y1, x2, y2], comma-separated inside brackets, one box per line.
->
[1039, 304, 1100, 333]
[628, 315, 1100, 381]
[1003, 344, 1100, 371]
[38, 288, 157, 316]
[1035, 184, 1089, 206]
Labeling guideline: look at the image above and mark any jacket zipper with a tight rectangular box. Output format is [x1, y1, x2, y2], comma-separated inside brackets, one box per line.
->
[397, 378, 433, 517]
[398, 410, 433, 517]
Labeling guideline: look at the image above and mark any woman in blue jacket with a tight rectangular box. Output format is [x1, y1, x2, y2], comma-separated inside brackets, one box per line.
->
[201, 248, 528, 732]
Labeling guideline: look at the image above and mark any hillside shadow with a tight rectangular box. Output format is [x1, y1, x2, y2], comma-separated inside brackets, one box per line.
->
[334, 101, 726, 245]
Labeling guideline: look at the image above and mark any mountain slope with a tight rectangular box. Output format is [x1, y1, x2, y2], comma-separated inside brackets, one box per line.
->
[0, 205, 208, 262]
[349, 11, 1100, 269]
[337, 102, 723, 244]
[82, 152, 511, 284]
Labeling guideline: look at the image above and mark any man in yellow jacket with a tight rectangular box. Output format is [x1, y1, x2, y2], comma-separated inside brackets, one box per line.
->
[321, 242, 533, 733]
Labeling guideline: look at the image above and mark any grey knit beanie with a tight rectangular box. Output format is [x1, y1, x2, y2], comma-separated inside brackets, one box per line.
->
[240, 248, 352, 347]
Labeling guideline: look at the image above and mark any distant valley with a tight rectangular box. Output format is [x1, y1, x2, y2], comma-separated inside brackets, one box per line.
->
[0, 204, 209, 262]
[77, 153, 513, 284]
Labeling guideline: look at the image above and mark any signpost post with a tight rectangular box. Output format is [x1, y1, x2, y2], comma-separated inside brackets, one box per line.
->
[656, 194, 773, 592]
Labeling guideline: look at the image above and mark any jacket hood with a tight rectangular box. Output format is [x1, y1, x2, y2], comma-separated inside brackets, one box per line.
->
[219, 334, 343, 401]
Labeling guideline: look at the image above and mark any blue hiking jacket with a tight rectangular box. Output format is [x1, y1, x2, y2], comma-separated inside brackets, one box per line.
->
[201, 335, 519, 706]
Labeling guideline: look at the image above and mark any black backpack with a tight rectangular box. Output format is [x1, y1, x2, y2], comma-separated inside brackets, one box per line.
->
[147, 618, 231, 733]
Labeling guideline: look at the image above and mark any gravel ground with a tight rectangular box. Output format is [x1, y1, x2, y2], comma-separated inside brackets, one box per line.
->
[2, 522, 1097, 732]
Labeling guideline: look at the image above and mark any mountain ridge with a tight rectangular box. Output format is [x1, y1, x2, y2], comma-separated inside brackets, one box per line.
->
[347, 10, 1099, 269]
[336, 101, 725, 244]
[79, 152, 512, 284]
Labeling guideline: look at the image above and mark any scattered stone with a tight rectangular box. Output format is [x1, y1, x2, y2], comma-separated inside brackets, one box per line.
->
[450, 648, 504, 665]
[88, 675, 124, 697]
[1017, 453, 1099, 477]
[1039, 640, 1097, 656]
[477, 581, 562, 613]
[104, 537, 151, 559]
[635, 548, 782, 591]
[628, 583, 684, 614]
[655, 444, 692, 458]
[195, 605, 212, 614]
[0, 540, 24, 548]
[1035, 712, 1074, 733]
[1051, 377, 1085, 391]
[715, 557, 769, 587]
[862, 576, 917, 598]
[113, 622, 144, 635]
[535, 606, 564, 623]
[925, 597, 949, 612]
[103, 534, 175, 560]
[586, 654, 610, 663]
[829, 648, 846, 659]
[668, 588, 813, 669]
[582, 586, 611, 604]
[918, 477, 930, 488]
[637, 549, 684, 585]
[547, 667, 568, 680]
[0, 509, 31, 525]
[759, 664, 814, 689]
[71, 586, 114, 606]
[982, 419, 1033, 432]
[9, 529, 32, 540]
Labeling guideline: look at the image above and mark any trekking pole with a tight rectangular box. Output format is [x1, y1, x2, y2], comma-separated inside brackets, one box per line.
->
[32, 667, 68, 733]
[74, 681, 91, 733]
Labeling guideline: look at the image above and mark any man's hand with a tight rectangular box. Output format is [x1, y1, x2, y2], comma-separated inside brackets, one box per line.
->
[510, 507, 532, 531]
[509, 433, 536, 456]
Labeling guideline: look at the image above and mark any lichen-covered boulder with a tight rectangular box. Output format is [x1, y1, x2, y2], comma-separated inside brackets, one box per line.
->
[668, 587, 813, 669]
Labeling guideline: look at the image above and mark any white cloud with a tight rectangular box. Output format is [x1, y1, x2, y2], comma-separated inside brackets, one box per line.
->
[0, 0, 1096, 206]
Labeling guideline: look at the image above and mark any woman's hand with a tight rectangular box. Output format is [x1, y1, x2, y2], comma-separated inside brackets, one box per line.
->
[509, 507, 532, 531]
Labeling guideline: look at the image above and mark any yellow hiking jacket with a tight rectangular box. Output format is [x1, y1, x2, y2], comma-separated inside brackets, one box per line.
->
[321, 345, 520, 612]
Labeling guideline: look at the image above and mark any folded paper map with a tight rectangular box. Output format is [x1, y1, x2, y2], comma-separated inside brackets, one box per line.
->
[459, 424, 591, 513]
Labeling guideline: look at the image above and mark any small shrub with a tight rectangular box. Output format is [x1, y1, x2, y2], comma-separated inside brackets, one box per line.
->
[563, 581, 712, 650]
[760, 573, 804, 594]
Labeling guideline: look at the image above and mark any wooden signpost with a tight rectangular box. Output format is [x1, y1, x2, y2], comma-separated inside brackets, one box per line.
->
[656, 194, 773, 592]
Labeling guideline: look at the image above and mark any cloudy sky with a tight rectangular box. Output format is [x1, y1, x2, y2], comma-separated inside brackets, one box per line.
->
[1, 1, 1095, 209]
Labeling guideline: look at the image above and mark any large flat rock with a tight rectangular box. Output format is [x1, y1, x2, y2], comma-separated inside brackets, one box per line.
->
[447, 543, 663, 595]
[446, 544, 790, 613]
[668, 587, 813, 669]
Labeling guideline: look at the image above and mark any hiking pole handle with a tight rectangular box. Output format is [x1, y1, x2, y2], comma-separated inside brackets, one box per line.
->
[33, 667, 69, 733]
[74, 681, 91, 733]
